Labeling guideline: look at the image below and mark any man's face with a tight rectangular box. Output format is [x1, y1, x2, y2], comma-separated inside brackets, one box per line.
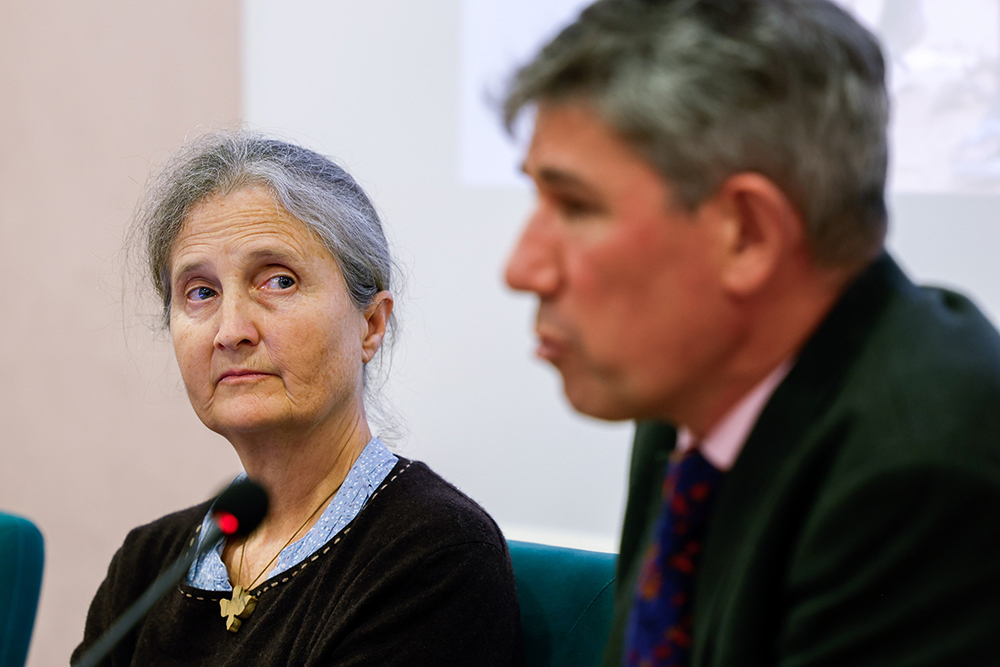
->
[505, 103, 739, 424]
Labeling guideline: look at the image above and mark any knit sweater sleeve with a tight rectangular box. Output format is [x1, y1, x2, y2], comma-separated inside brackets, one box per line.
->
[72, 540, 133, 666]
[70, 505, 206, 666]
[317, 539, 523, 666]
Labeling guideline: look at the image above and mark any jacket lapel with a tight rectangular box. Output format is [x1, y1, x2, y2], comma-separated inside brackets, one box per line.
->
[691, 255, 909, 663]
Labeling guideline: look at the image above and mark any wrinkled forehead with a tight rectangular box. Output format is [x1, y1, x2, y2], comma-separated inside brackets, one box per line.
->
[168, 186, 332, 281]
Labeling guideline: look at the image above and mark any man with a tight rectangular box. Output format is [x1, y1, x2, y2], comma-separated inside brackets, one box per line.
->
[502, 0, 1000, 665]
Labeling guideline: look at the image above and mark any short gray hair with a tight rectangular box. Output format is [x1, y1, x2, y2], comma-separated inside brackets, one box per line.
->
[137, 130, 394, 324]
[504, 0, 889, 266]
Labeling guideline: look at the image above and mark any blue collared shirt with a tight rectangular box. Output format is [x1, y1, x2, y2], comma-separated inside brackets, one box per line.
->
[186, 437, 398, 591]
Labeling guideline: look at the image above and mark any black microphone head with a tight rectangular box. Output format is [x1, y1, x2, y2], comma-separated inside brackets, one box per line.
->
[211, 478, 269, 538]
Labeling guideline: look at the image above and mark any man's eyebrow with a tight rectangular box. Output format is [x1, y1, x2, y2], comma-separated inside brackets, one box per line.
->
[523, 164, 595, 194]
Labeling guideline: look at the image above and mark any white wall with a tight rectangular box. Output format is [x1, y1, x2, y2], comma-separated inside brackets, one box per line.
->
[887, 194, 1000, 320]
[243, 0, 1000, 554]
[243, 0, 632, 553]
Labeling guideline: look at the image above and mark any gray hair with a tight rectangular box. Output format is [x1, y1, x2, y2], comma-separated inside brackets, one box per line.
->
[138, 130, 394, 325]
[504, 0, 889, 266]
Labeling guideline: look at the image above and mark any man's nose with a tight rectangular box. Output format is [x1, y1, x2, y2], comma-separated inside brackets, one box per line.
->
[504, 209, 560, 297]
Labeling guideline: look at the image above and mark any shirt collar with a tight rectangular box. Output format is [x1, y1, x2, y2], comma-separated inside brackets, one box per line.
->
[676, 359, 793, 471]
[186, 436, 398, 591]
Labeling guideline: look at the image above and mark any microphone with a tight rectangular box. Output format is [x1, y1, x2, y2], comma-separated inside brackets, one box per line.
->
[210, 477, 269, 539]
[72, 479, 269, 667]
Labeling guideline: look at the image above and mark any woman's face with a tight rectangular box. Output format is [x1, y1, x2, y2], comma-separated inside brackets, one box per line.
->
[168, 186, 385, 441]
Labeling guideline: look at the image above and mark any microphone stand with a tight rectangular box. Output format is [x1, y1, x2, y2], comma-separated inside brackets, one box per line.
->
[71, 478, 267, 667]
[71, 522, 223, 667]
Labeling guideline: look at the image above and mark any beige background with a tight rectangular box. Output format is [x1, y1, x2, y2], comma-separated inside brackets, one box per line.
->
[0, 2, 243, 664]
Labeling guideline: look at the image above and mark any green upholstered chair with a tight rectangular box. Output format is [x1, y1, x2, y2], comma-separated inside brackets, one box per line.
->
[0, 513, 44, 667]
[507, 540, 617, 667]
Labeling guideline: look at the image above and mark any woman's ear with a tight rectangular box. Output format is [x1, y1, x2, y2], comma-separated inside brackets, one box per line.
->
[361, 291, 394, 363]
[706, 172, 805, 297]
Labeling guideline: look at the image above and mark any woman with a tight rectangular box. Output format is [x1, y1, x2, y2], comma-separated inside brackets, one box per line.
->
[73, 132, 524, 666]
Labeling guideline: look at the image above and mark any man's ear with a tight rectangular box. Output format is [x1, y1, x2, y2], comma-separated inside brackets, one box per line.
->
[704, 172, 805, 297]
[361, 291, 394, 363]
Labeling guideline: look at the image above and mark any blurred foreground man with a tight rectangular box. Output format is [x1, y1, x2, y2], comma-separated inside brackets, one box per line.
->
[502, 1, 1000, 665]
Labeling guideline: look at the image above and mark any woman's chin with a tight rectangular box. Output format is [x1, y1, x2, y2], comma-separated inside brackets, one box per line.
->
[198, 405, 293, 440]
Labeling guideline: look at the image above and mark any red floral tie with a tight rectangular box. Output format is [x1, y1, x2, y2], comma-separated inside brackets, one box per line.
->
[623, 448, 724, 667]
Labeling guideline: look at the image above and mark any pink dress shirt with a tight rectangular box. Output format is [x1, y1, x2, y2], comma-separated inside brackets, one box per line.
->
[675, 360, 793, 471]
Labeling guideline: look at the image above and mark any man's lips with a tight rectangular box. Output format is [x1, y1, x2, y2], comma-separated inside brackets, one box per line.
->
[535, 331, 569, 363]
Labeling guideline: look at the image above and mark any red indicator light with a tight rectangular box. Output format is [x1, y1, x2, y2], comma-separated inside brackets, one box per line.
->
[215, 511, 239, 535]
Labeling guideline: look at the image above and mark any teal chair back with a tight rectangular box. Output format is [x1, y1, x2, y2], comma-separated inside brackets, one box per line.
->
[507, 540, 616, 667]
[0, 513, 44, 667]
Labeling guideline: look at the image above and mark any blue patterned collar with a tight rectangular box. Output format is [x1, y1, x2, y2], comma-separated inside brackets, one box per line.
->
[186, 437, 398, 591]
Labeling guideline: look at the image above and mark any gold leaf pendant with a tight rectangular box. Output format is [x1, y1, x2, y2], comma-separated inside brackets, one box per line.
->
[219, 585, 258, 632]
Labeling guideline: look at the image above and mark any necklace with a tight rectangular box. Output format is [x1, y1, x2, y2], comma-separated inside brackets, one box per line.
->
[220, 483, 341, 633]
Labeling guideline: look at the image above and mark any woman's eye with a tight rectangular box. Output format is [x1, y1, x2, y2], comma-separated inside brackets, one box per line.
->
[265, 275, 295, 290]
[187, 286, 217, 302]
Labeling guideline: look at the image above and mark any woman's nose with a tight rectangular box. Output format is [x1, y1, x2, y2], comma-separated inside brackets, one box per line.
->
[213, 293, 260, 350]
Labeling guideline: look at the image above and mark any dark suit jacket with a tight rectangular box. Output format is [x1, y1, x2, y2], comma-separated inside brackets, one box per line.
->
[603, 255, 1000, 666]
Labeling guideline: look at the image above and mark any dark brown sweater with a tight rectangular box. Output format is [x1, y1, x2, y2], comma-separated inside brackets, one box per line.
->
[73, 459, 525, 666]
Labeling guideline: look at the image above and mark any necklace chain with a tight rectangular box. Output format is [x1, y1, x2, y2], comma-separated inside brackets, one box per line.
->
[220, 480, 343, 632]
[236, 482, 342, 591]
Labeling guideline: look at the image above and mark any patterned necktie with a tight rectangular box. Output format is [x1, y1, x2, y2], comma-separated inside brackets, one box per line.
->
[623, 448, 725, 667]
